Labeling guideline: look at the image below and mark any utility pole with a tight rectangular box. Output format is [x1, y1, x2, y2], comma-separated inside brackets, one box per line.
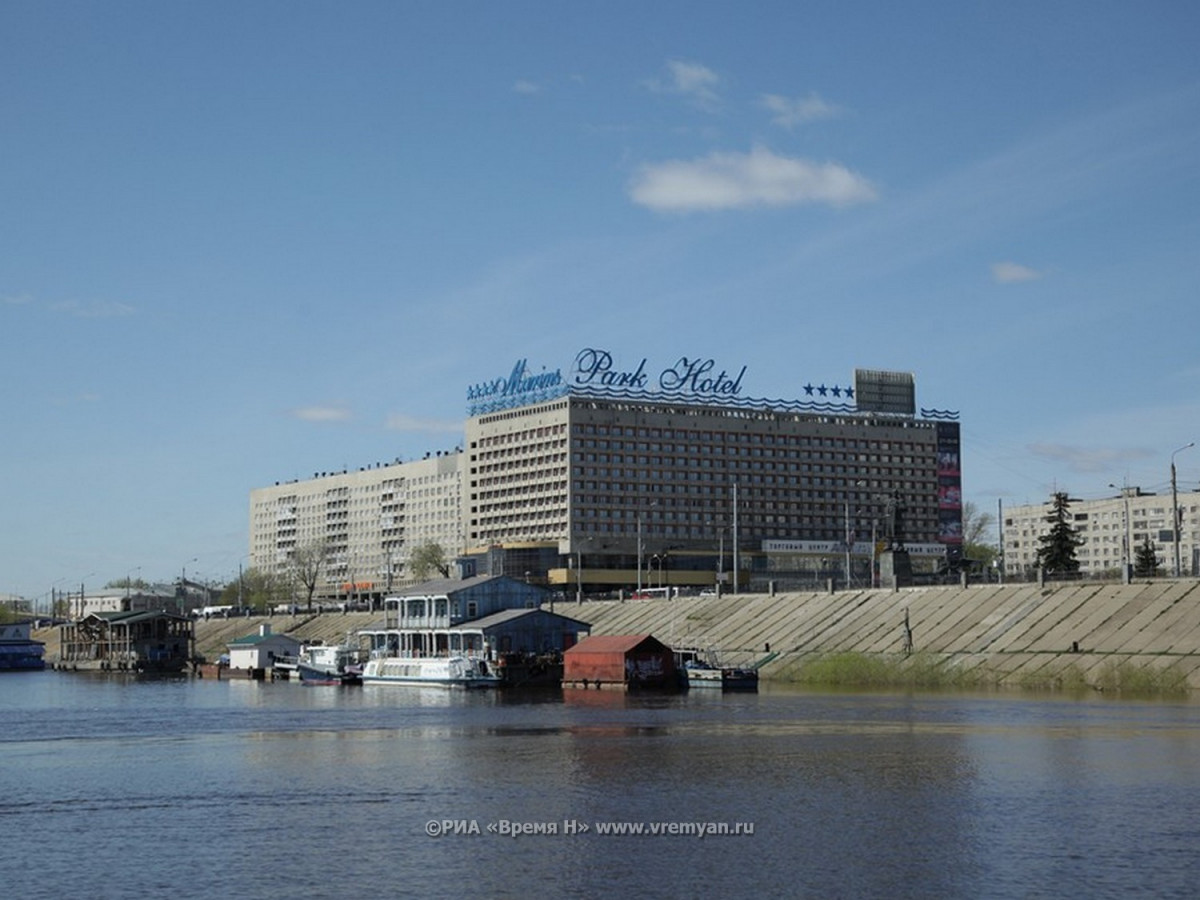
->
[997, 498, 1005, 585]
[636, 514, 643, 595]
[844, 500, 852, 590]
[1172, 443, 1194, 577]
[732, 481, 740, 595]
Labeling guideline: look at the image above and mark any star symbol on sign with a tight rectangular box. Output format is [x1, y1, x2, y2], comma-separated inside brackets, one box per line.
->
[818, 384, 828, 396]
[831, 386, 842, 397]
[803, 383, 815, 395]
[845, 386, 855, 399]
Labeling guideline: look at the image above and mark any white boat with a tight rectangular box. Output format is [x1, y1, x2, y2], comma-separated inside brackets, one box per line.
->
[682, 659, 759, 691]
[297, 640, 363, 685]
[360, 655, 500, 687]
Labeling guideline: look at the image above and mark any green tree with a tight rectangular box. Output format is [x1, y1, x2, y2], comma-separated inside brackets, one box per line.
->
[1134, 536, 1160, 578]
[409, 542, 450, 581]
[221, 567, 289, 612]
[1036, 491, 1083, 575]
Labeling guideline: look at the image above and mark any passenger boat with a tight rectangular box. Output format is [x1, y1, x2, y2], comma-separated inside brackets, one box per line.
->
[297, 641, 363, 685]
[360, 654, 500, 688]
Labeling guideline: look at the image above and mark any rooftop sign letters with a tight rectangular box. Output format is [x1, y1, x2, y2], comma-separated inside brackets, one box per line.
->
[573, 348, 746, 397]
[466, 359, 565, 404]
[463, 348, 950, 420]
[466, 348, 749, 415]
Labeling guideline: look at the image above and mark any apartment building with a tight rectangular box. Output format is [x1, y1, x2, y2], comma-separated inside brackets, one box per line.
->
[1002, 487, 1200, 578]
[249, 450, 464, 599]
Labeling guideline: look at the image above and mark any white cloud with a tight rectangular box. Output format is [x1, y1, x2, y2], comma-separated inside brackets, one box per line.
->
[629, 145, 878, 213]
[1028, 442, 1153, 475]
[291, 406, 352, 423]
[385, 413, 464, 433]
[50, 299, 135, 318]
[646, 59, 722, 110]
[760, 92, 838, 128]
[513, 79, 541, 94]
[991, 261, 1043, 283]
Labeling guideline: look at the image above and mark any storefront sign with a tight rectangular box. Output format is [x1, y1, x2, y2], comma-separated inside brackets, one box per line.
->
[763, 540, 948, 556]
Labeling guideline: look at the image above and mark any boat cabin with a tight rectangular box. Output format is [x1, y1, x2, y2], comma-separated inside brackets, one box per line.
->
[58, 611, 194, 672]
[0, 619, 46, 671]
[360, 575, 560, 659]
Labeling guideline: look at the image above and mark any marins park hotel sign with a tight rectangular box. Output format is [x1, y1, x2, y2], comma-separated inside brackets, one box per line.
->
[464, 347, 862, 417]
[466, 348, 748, 416]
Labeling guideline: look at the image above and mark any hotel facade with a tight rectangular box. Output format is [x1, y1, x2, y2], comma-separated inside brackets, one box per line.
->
[250, 349, 963, 602]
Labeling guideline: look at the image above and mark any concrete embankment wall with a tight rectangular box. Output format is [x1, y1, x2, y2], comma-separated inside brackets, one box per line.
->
[36, 580, 1200, 688]
[571, 580, 1200, 689]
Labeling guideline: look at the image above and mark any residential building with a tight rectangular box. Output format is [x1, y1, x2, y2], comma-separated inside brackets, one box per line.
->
[1002, 486, 1200, 578]
[250, 450, 463, 602]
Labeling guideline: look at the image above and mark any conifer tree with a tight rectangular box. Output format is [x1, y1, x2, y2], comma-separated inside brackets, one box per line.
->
[1035, 491, 1083, 574]
[1134, 536, 1160, 578]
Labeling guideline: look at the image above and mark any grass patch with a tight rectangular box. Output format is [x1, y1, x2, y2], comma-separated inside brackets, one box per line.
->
[776, 651, 992, 690]
[772, 652, 1194, 696]
[1093, 660, 1190, 697]
[1015, 663, 1091, 693]
[1015, 659, 1190, 697]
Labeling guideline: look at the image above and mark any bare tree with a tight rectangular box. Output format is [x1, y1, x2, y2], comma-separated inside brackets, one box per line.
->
[289, 541, 329, 611]
[962, 501, 999, 570]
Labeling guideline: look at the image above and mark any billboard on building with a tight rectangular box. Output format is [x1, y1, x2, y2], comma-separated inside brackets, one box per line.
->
[854, 369, 915, 415]
[936, 422, 963, 548]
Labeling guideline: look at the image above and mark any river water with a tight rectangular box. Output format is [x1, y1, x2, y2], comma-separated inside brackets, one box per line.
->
[3, 672, 1199, 899]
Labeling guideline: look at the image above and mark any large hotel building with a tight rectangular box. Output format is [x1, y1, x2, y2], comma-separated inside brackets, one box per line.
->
[250, 349, 963, 601]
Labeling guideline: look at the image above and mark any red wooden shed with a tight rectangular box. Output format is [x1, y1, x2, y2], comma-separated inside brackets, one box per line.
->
[562, 634, 678, 691]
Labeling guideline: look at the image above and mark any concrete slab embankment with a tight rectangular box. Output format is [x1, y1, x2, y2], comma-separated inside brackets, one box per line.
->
[573, 580, 1200, 689]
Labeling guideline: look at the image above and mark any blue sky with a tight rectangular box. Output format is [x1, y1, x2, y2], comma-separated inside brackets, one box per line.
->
[4, 1, 1200, 600]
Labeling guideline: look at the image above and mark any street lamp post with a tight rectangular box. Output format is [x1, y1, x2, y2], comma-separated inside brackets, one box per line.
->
[731, 481, 740, 595]
[1172, 442, 1194, 577]
[125, 567, 141, 601]
[844, 501, 854, 592]
[1108, 483, 1132, 579]
[180, 557, 198, 616]
[575, 536, 593, 604]
[636, 513, 643, 595]
[843, 482, 867, 590]
[717, 525, 725, 593]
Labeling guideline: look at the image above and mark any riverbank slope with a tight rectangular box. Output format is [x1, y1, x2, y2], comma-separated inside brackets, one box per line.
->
[34, 579, 1200, 688]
